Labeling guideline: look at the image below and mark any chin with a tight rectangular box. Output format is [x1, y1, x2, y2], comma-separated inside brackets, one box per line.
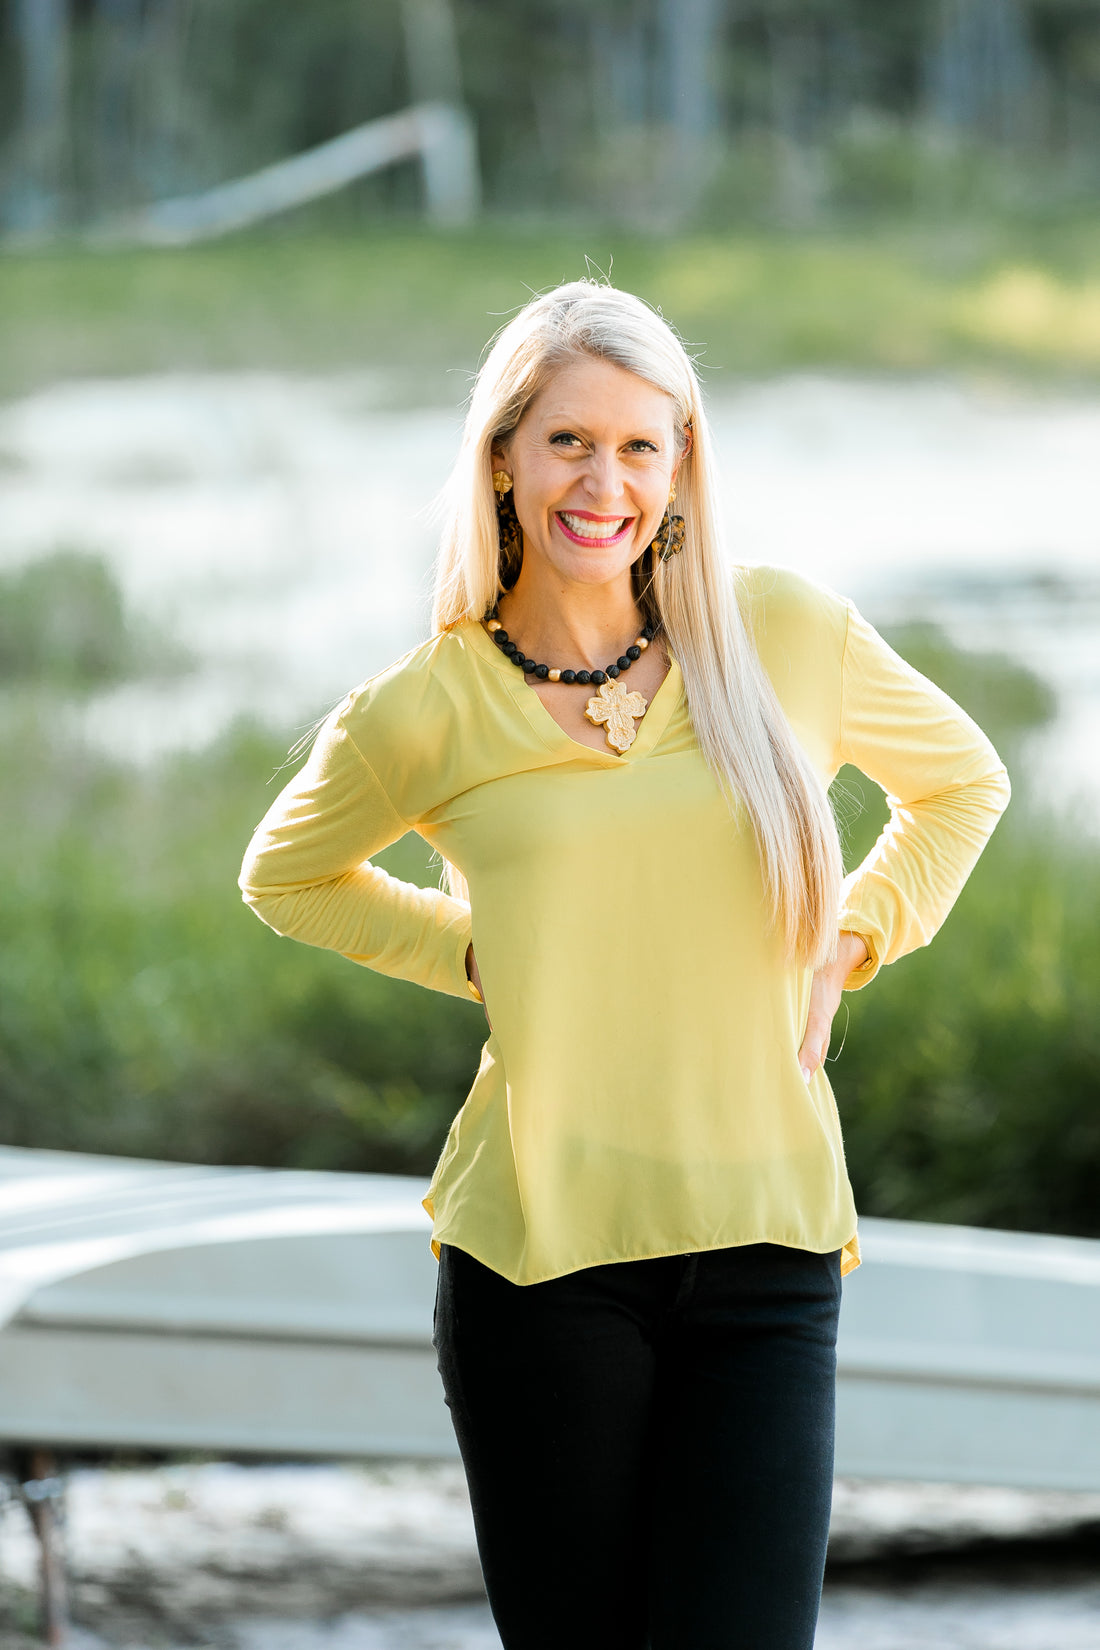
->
[559, 544, 642, 586]
[563, 561, 631, 589]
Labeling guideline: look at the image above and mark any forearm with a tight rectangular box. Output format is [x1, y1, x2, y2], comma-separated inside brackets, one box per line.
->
[244, 864, 474, 998]
[239, 708, 474, 999]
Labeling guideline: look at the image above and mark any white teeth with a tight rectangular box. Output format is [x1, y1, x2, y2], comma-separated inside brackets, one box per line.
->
[559, 511, 627, 540]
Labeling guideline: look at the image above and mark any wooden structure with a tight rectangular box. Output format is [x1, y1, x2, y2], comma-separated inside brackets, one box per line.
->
[2, 1143, 1099, 1639]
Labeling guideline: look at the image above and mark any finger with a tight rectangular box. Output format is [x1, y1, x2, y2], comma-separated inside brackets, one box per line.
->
[797, 1015, 832, 1082]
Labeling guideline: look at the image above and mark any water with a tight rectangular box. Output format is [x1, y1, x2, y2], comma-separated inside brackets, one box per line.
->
[2, 370, 1098, 1639]
[0, 369, 1097, 813]
[68, 1585, 1100, 1647]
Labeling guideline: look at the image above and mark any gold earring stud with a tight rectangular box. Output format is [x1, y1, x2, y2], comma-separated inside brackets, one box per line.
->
[493, 471, 513, 496]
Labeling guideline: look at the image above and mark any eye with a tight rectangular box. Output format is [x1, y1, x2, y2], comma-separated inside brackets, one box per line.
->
[549, 430, 583, 447]
[627, 439, 659, 453]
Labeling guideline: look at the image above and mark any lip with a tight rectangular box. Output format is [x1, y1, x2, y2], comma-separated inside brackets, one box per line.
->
[555, 511, 634, 548]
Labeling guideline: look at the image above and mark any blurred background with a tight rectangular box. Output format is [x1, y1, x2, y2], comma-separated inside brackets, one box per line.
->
[0, 2, 1099, 1645]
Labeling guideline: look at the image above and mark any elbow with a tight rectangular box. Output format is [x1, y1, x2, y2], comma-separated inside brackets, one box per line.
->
[238, 844, 293, 936]
[239, 883, 287, 937]
[238, 834, 280, 902]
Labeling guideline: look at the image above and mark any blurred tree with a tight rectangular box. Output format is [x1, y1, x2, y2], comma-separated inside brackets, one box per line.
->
[401, 0, 462, 106]
[2, 0, 1099, 232]
[6, 0, 69, 232]
[925, 0, 1038, 146]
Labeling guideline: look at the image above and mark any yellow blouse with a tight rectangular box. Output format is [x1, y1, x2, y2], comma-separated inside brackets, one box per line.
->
[239, 566, 1010, 1285]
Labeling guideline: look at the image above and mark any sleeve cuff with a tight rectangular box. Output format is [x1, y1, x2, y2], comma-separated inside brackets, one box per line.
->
[453, 924, 482, 1002]
[839, 926, 880, 990]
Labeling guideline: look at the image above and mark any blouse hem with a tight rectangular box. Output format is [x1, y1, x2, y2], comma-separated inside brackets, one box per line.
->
[421, 1203, 861, 1285]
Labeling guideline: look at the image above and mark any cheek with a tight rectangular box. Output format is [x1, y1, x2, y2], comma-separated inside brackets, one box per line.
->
[513, 460, 564, 528]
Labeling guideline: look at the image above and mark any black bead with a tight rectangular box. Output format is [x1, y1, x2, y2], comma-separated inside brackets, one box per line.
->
[590, 670, 606, 686]
[576, 670, 591, 685]
[641, 626, 654, 641]
[626, 645, 641, 660]
[607, 665, 620, 678]
[502, 641, 517, 656]
[494, 630, 509, 646]
[534, 663, 550, 680]
[561, 670, 577, 684]
[617, 655, 632, 670]
[512, 652, 527, 668]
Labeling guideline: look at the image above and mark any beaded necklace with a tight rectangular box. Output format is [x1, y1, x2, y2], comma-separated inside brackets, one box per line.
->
[485, 609, 657, 754]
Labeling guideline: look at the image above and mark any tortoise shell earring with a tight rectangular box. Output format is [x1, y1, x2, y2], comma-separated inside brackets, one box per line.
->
[651, 483, 686, 562]
[493, 470, 523, 586]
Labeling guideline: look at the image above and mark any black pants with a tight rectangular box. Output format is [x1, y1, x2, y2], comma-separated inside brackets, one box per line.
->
[433, 1240, 841, 1650]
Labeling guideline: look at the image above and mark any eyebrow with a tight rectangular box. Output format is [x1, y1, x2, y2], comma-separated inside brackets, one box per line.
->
[538, 414, 668, 440]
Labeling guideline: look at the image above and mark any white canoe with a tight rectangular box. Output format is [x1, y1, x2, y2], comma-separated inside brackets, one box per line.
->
[1, 1146, 1098, 1490]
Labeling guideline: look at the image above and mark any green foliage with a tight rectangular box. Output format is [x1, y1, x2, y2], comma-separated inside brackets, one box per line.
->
[836, 820, 1100, 1238]
[0, 590, 1095, 1238]
[822, 634, 1100, 1238]
[0, 712, 485, 1174]
[0, 551, 189, 689]
[0, 551, 130, 688]
[2, 221, 1100, 402]
[6, 0, 1097, 229]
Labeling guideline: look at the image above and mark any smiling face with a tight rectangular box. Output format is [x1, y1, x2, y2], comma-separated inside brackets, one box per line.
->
[494, 354, 687, 594]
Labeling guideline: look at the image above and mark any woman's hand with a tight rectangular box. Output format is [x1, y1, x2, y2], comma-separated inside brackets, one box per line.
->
[796, 931, 869, 1083]
[465, 944, 492, 1028]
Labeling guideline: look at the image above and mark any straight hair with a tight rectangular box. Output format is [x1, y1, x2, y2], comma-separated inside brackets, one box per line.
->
[431, 281, 842, 969]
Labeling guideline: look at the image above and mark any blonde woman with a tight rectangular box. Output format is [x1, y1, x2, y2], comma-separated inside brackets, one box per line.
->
[240, 282, 1009, 1649]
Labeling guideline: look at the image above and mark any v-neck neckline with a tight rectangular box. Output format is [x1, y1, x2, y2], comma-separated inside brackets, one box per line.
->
[463, 618, 682, 764]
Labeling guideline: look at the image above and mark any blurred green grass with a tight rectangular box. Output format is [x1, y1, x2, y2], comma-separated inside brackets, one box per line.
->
[0, 554, 1096, 1238]
[2, 219, 1099, 400]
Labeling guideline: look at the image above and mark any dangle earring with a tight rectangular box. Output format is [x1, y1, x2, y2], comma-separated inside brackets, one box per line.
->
[493, 470, 523, 586]
[651, 483, 686, 562]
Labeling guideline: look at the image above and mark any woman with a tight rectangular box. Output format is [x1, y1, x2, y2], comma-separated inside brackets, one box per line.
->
[239, 281, 1010, 1649]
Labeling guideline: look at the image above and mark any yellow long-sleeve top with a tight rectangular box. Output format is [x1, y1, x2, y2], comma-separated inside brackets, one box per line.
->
[239, 566, 1010, 1285]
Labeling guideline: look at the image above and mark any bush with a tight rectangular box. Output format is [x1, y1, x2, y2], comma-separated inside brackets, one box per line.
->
[0, 551, 188, 689]
[0, 609, 1095, 1238]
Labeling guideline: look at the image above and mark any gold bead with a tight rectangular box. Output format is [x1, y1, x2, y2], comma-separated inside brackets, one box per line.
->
[636, 636, 649, 650]
[487, 619, 502, 632]
[548, 668, 561, 682]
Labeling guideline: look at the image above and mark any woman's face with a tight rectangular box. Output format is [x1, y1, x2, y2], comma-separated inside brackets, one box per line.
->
[495, 355, 687, 592]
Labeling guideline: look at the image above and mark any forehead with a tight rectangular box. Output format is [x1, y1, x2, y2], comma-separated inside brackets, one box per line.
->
[523, 354, 676, 435]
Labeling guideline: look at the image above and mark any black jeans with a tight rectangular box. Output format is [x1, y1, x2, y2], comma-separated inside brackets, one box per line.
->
[433, 1240, 841, 1650]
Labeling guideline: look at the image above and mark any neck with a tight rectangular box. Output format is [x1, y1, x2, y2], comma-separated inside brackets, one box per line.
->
[496, 567, 646, 672]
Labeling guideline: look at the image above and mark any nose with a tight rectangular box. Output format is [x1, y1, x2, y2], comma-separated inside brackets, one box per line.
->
[580, 447, 628, 509]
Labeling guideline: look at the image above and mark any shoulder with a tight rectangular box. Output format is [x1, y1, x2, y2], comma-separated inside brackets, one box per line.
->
[315, 626, 485, 809]
[336, 626, 478, 746]
[735, 562, 849, 640]
[734, 563, 850, 669]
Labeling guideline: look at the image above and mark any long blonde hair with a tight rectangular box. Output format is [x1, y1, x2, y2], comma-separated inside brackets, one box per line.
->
[432, 281, 842, 969]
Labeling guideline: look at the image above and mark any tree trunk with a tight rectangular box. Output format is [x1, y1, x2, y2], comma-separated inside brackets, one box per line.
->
[8, 0, 70, 234]
[657, 0, 723, 218]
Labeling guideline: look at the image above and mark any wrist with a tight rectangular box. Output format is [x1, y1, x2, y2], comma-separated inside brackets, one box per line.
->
[835, 930, 870, 988]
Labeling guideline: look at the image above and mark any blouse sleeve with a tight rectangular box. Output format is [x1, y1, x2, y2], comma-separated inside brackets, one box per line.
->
[238, 706, 476, 1001]
[835, 601, 1011, 990]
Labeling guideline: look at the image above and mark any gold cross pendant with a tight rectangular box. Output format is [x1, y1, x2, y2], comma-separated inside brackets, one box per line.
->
[584, 678, 648, 754]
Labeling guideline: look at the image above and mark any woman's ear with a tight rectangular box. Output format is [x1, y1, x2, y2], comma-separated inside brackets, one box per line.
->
[671, 422, 693, 482]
